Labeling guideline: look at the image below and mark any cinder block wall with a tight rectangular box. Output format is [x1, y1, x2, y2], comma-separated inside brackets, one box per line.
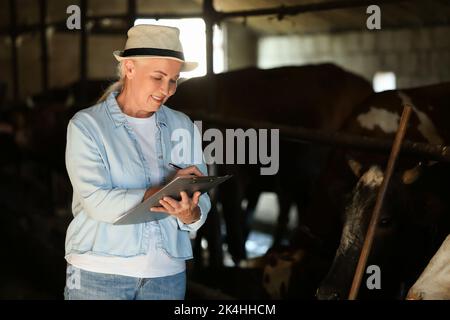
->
[225, 22, 258, 72]
[258, 26, 450, 89]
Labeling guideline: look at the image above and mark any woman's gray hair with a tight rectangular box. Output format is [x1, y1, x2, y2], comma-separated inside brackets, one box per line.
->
[97, 61, 125, 103]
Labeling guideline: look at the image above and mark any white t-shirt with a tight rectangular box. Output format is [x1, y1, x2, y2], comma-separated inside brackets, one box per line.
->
[66, 113, 185, 278]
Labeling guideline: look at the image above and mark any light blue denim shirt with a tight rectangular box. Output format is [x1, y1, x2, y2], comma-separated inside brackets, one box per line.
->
[65, 91, 211, 259]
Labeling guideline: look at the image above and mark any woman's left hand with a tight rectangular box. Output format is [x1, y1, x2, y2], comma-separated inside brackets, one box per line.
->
[150, 191, 201, 225]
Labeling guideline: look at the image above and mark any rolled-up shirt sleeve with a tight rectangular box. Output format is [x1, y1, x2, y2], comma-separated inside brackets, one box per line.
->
[176, 120, 211, 232]
[66, 119, 146, 223]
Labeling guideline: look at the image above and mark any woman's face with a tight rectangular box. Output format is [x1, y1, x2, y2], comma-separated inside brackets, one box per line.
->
[124, 58, 182, 113]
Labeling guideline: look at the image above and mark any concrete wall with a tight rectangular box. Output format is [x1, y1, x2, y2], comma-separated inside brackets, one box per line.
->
[49, 32, 80, 89]
[225, 22, 258, 72]
[3, 0, 449, 102]
[259, 26, 450, 89]
[17, 33, 42, 99]
[88, 35, 126, 79]
[0, 31, 81, 101]
[0, 0, 199, 102]
[0, 31, 124, 102]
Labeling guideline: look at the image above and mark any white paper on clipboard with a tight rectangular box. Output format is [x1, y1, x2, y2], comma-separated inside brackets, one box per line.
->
[113, 175, 232, 225]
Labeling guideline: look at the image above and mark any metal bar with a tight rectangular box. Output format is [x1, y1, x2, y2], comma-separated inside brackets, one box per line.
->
[185, 112, 450, 162]
[0, 0, 415, 36]
[39, 0, 48, 92]
[74, 26, 128, 35]
[0, 13, 204, 36]
[89, 13, 202, 21]
[6, 16, 450, 37]
[218, 0, 407, 20]
[348, 105, 412, 300]
[203, 0, 216, 115]
[203, 0, 215, 76]
[9, 0, 19, 103]
[127, 0, 136, 28]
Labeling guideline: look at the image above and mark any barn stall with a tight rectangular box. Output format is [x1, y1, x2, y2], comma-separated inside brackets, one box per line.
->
[0, 0, 450, 300]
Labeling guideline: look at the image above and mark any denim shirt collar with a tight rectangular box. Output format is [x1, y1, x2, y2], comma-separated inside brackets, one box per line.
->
[105, 91, 168, 128]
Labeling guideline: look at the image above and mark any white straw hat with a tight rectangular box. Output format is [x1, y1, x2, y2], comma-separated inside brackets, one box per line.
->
[113, 24, 197, 72]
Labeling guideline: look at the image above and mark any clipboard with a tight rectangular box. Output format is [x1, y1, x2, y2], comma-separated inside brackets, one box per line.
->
[113, 175, 232, 225]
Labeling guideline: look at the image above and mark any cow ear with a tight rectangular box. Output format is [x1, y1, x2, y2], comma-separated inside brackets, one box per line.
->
[347, 159, 362, 177]
[402, 164, 422, 184]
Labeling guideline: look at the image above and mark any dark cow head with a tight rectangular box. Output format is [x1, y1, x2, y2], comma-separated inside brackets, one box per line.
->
[317, 157, 450, 300]
[316, 87, 450, 300]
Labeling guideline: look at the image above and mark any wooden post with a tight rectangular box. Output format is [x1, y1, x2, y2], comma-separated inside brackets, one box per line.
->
[348, 105, 413, 300]
[218, 0, 407, 19]
[127, 0, 136, 29]
[203, 0, 215, 76]
[9, 0, 19, 103]
[39, 0, 48, 92]
[202, 0, 216, 115]
[80, 0, 87, 104]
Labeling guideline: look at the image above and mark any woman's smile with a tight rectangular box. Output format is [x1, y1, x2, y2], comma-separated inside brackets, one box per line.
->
[151, 95, 164, 102]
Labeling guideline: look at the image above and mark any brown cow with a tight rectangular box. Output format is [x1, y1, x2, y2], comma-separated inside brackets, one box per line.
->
[168, 64, 373, 264]
[316, 82, 450, 300]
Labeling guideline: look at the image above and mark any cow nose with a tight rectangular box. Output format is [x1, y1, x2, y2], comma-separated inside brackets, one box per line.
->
[316, 287, 341, 300]
[406, 290, 423, 300]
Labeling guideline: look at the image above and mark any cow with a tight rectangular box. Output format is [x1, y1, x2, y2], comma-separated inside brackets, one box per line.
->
[316, 82, 450, 300]
[261, 227, 332, 299]
[407, 234, 450, 300]
[0, 113, 19, 171]
[0, 80, 111, 298]
[168, 64, 374, 265]
[3, 80, 110, 172]
[0, 80, 111, 212]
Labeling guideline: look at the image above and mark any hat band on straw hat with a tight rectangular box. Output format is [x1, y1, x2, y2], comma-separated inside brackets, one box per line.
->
[122, 48, 185, 60]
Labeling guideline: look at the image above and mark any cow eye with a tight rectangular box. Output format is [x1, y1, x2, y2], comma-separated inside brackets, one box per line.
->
[379, 217, 392, 226]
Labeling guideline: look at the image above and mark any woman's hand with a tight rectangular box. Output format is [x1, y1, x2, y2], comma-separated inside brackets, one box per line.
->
[143, 165, 203, 202]
[150, 191, 201, 225]
[148, 165, 204, 224]
[173, 165, 204, 179]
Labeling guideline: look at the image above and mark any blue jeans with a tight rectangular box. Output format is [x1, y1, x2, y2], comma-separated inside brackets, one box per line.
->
[64, 265, 186, 300]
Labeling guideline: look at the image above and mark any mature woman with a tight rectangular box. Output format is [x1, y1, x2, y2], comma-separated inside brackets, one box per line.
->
[63, 24, 211, 300]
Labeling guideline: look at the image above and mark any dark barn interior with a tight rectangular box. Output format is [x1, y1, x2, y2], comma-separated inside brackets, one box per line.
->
[1, 0, 450, 300]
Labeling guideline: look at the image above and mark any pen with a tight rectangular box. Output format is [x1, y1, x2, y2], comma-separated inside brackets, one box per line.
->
[168, 162, 183, 170]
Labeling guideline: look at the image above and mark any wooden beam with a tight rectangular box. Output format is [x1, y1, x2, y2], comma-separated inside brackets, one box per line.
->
[39, 0, 48, 92]
[127, 0, 136, 28]
[3, 0, 448, 37]
[9, 0, 19, 103]
[186, 112, 450, 163]
[88, 13, 202, 22]
[0, 13, 203, 36]
[203, 0, 216, 115]
[203, 0, 215, 76]
[218, 0, 408, 20]
[80, 0, 87, 104]
[349, 106, 412, 300]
